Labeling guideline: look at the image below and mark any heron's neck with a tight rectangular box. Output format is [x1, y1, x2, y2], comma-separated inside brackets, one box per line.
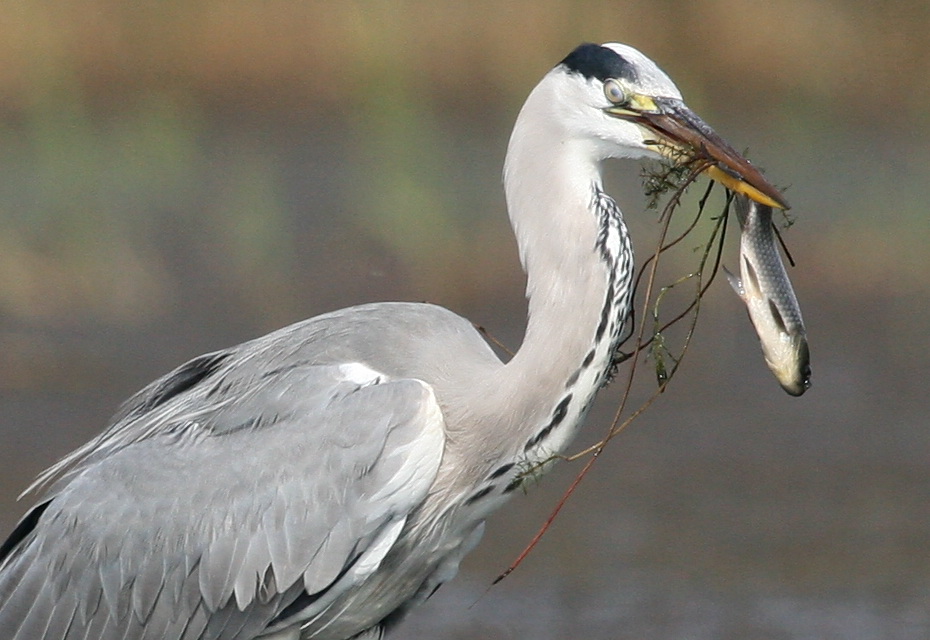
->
[494, 112, 634, 463]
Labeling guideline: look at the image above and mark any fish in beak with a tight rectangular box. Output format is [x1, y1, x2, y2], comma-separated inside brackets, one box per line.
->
[605, 95, 789, 210]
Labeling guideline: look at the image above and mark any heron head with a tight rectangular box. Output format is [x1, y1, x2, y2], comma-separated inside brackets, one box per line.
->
[553, 42, 788, 210]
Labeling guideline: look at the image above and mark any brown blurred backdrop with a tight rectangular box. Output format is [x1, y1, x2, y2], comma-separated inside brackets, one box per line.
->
[0, 2, 928, 638]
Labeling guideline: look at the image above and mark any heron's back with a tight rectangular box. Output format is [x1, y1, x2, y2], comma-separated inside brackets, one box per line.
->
[0, 301, 504, 640]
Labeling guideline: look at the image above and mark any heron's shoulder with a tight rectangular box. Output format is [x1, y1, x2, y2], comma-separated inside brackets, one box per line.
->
[101, 302, 492, 434]
[291, 301, 479, 338]
[259, 301, 503, 373]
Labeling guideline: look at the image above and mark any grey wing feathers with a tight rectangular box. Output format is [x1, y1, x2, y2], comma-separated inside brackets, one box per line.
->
[0, 355, 445, 640]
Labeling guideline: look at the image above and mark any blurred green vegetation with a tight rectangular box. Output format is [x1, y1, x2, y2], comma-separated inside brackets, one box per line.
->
[0, 0, 927, 329]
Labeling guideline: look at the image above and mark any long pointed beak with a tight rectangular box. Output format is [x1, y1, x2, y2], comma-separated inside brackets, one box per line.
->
[607, 96, 789, 210]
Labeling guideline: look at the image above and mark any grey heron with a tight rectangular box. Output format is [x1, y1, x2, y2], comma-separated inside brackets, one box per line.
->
[0, 42, 785, 639]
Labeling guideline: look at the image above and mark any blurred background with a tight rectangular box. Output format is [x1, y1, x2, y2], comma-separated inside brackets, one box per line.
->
[0, 1, 927, 638]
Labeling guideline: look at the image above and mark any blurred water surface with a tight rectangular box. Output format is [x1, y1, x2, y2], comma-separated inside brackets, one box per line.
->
[1, 3, 929, 638]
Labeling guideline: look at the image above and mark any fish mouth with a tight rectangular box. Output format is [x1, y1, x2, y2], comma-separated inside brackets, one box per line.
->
[605, 96, 789, 210]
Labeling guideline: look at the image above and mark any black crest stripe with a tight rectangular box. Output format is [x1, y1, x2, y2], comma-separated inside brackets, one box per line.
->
[560, 43, 638, 83]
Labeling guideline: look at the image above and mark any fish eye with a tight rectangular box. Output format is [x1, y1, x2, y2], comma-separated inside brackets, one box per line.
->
[603, 79, 629, 105]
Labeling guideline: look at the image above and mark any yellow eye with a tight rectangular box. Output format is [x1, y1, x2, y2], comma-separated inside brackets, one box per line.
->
[603, 79, 628, 105]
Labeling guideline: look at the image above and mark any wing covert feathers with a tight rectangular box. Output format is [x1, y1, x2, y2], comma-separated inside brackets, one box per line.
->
[0, 360, 445, 639]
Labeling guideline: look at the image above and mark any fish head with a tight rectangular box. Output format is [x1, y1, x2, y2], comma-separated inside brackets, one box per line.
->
[753, 315, 811, 396]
